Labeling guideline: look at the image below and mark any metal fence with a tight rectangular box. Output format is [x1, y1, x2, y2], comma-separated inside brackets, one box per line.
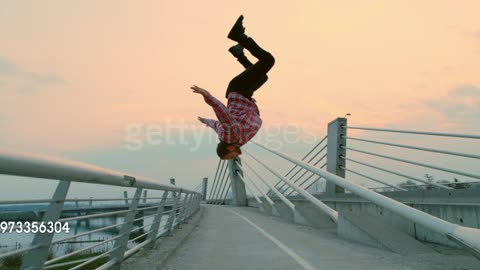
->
[0, 149, 201, 269]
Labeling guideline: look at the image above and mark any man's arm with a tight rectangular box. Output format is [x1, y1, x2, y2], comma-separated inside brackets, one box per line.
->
[198, 117, 219, 132]
[191, 85, 237, 129]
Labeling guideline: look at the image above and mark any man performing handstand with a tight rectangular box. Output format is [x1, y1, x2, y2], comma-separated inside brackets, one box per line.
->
[191, 15, 275, 160]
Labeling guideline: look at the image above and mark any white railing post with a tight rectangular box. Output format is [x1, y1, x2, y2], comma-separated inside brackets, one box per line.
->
[178, 193, 191, 224]
[146, 191, 169, 248]
[186, 193, 196, 219]
[108, 187, 143, 269]
[326, 117, 347, 194]
[229, 158, 247, 206]
[166, 191, 181, 233]
[196, 194, 201, 212]
[21, 180, 70, 269]
[183, 193, 193, 220]
[191, 194, 198, 214]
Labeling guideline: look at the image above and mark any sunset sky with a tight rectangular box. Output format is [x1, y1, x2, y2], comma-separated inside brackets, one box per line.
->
[1, 1, 479, 199]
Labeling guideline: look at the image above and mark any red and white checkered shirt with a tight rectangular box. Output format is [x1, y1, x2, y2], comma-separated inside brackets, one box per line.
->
[203, 92, 262, 146]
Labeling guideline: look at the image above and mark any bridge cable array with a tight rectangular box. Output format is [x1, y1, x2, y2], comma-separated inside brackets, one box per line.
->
[206, 160, 231, 205]
[340, 124, 480, 191]
[268, 135, 328, 197]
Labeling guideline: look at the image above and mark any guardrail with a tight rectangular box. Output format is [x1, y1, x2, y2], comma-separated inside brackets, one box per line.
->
[0, 148, 201, 269]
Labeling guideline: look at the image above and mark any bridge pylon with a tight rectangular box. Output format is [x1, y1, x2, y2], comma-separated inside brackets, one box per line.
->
[229, 158, 247, 206]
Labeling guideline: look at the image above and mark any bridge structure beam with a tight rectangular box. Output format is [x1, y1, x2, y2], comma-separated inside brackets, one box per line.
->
[326, 117, 347, 194]
[229, 158, 247, 206]
[202, 177, 208, 201]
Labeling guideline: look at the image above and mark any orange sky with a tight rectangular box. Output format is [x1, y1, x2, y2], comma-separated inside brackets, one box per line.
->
[1, 0, 479, 152]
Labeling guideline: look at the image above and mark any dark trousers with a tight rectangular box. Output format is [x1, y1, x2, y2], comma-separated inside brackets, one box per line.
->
[226, 37, 275, 99]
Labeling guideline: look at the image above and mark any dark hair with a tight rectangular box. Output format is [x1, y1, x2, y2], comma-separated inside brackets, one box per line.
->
[216, 141, 230, 159]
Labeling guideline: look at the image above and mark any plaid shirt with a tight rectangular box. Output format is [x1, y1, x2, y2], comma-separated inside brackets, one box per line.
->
[203, 92, 262, 145]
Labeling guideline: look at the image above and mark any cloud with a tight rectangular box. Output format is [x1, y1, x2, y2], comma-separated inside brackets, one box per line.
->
[0, 56, 66, 91]
[0, 57, 17, 75]
[449, 85, 480, 97]
[424, 85, 479, 126]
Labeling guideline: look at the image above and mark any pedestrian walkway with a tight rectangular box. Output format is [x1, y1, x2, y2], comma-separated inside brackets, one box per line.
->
[159, 205, 478, 270]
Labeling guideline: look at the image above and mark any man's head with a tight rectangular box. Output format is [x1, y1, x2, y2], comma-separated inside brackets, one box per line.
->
[217, 141, 242, 160]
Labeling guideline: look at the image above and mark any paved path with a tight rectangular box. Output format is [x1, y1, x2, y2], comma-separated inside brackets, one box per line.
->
[161, 205, 478, 270]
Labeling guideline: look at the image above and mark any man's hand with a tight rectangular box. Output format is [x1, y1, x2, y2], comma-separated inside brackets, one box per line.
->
[191, 85, 211, 99]
[198, 116, 207, 124]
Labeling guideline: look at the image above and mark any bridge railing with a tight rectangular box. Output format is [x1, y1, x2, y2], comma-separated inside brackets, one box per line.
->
[0, 148, 201, 269]
[341, 125, 480, 191]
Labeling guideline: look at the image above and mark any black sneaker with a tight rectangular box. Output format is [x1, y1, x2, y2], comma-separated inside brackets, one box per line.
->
[227, 15, 246, 42]
[228, 44, 244, 58]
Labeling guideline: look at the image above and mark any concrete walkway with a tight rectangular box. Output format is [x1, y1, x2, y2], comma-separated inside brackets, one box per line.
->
[159, 205, 478, 270]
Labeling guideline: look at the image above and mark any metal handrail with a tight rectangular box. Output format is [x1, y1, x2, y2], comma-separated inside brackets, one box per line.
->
[58, 209, 128, 222]
[0, 148, 197, 193]
[0, 197, 168, 204]
[343, 126, 480, 139]
[251, 141, 480, 257]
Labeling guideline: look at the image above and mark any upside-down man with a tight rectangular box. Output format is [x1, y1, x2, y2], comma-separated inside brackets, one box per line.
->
[191, 15, 275, 160]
